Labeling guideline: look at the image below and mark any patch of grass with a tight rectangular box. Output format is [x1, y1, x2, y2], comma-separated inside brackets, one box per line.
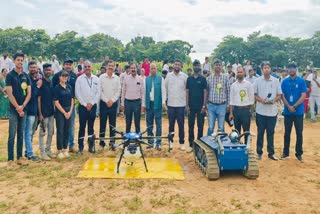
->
[252, 202, 261, 209]
[174, 207, 187, 214]
[127, 180, 145, 191]
[0, 201, 9, 212]
[150, 195, 173, 208]
[230, 198, 243, 210]
[82, 207, 96, 214]
[269, 202, 281, 208]
[123, 196, 143, 211]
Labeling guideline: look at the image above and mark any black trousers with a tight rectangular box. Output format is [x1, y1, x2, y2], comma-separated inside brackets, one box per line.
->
[99, 101, 118, 147]
[124, 99, 141, 133]
[78, 104, 96, 151]
[233, 106, 251, 143]
[55, 109, 71, 150]
[168, 106, 185, 144]
[283, 115, 304, 156]
[256, 113, 277, 156]
[188, 108, 205, 146]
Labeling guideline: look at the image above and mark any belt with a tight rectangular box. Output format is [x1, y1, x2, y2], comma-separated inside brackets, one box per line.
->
[125, 99, 141, 102]
[234, 105, 251, 109]
[208, 101, 226, 105]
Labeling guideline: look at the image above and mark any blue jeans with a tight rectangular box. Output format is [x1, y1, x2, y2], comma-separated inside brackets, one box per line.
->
[207, 103, 227, 136]
[146, 104, 162, 146]
[7, 108, 26, 161]
[24, 115, 38, 157]
[68, 107, 76, 148]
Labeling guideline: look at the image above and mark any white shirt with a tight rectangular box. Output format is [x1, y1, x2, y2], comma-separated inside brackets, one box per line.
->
[232, 63, 241, 75]
[120, 72, 130, 85]
[37, 62, 43, 72]
[243, 65, 252, 76]
[203, 62, 211, 71]
[163, 64, 169, 72]
[75, 74, 100, 106]
[142, 76, 167, 107]
[307, 73, 320, 96]
[165, 71, 188, 107]
[246, 76, 256, 84]
[230, 80, 254, 106]
[99, 73, 121, 103]
[51, 60, 61, 74]
[254, 75, 282, 117]
[0, 57, 13, 71]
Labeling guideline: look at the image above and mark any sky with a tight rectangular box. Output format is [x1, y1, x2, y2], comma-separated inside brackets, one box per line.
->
[2, 0, 320, 53]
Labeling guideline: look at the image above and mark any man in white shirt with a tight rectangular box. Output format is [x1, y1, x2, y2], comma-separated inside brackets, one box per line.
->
[254, 62, 282, 161]
[0, 52, 13, 71]
[51, 55, 61, 74]
[232, 59, 241, 75]
[202, 57, 211, 73]
[165, 59, 188, 150]
[307, 70, 320, 121]
[75, 61, 100, 154]
[37, 56, 44, 72]
[246, 69, 257, 84]
[142, 63, 166, 150]
[229, 67, 254, 143]
[99, 60, 121, 150]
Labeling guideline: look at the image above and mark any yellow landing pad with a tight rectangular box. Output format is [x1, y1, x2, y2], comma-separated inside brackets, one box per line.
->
[77, 158, 185, 180]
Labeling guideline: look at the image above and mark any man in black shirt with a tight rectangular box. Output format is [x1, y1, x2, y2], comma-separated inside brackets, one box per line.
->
[186, 59, 208, 153]
[52, 58, 77, 152]
[6, 52, 31, 166]
[38, 63, 55, 160]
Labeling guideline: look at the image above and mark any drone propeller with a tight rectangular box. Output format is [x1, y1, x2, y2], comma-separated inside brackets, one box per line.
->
[110, 125, 124, 136]
[78, 132, 106, 140]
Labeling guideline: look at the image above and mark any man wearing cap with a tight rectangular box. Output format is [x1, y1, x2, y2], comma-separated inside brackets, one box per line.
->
[207, 59, 230, 135]
[229, 66, 254, 143]
[165, 59, 188, 151]
[142, 63, 166, 150]
[38, 63, 55, 160]
[121, 63, 144, 133]
[281, 63, 307, 162]
[306, 69, 320, 121]
[52, 58, 77, 152]
[186, 60, 207, 152]
[75, 61, 100, 154]
[254, 62, 282, 161]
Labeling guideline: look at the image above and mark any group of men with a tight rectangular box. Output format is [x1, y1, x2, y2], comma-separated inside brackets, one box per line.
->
[5, 51, 307, 167]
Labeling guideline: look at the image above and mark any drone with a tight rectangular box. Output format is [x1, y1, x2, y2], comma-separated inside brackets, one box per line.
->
[86, 126, 175, 173]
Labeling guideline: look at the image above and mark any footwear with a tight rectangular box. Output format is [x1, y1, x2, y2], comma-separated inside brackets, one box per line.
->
[63, 151, 70, 158]
[41, 153, 51, 161]
[256, 154, 262, 160]
[186, 147, 193, 153]
[280, 154, 289, 160]
[268, 154, 278, 161]
[28, 156, 41, 162]
[78, 150, 83, 155]
[146, 143, 154, 149]
[155, 145, 162, 151]
[89, 141, 96, 153]
[179, 144, 186, 151]
[46, 151, 56, 159]
[98, 145, 104, 151]
[57, 152, 65, 159]
[109, 142, 115, 151]
[296, 155, 304, 163]
[169, 141, 174, 150]
[17, 158, 29, 166]
[69, 146, 76, 153]
[7, 160, 15, 168]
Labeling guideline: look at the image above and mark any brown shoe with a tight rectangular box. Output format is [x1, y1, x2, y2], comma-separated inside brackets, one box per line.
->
[7, 160, 15, 168]
[69, 146, 76, 153]
[17, 158, 29, 166]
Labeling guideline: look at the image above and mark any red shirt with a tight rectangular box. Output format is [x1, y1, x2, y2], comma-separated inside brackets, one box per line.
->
[142, 61, 150, 76]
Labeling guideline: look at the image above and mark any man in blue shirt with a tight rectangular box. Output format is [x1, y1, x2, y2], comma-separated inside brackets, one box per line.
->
[281, 62, 307, 163]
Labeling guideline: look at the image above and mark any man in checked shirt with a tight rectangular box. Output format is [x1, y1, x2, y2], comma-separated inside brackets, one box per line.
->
[206, 59, 230, 136]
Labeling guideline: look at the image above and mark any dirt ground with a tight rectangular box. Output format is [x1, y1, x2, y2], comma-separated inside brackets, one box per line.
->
[0, 115, 319, 214]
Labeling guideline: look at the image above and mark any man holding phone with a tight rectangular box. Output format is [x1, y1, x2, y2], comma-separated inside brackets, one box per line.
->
[254, 62, 282, 160]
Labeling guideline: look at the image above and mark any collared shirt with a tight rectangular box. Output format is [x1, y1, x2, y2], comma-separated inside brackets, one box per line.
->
[5, 69, 31, 110]
[307, 73, 320, 96]
[165, 71, 188, 107]
[99, 73, 121, 103]
[142, 75, 167, 107]
[230, 79, 254, 106]
[207, 73, 230, 105]
[281, 76, 307, 116]
[51, 60, 61, 74]
[186, 75, 207, 109]
[0, 57, 13, 71]
[52, 70, 77, 96]
[120, 72, 130, 85]
[75, 74, 100, 106]
[232, 63, 241, 74]
[53, 84, 74, 110]
[254, 75, 282, 117]
[246, 76, 256, 84]
[38, 78, 54, 117]
[121, 74, 144, 105]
